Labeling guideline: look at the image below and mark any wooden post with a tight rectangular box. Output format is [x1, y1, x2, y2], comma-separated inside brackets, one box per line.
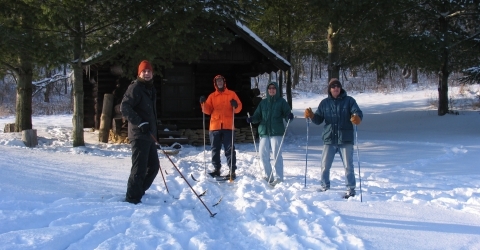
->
[4, 123, 15, 133]
[99, 94, 114, 143]
[22, 129, 38, 147]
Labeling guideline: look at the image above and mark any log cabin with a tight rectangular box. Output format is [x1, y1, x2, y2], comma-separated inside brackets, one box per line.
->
[83, 21, 290, 144]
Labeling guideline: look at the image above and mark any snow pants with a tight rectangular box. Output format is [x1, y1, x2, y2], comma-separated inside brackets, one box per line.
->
[126, 139, 160, 202]
[209, 129, 236, 171]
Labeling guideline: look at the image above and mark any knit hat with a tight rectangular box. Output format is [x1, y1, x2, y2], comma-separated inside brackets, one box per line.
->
[213, 75, 226, 84]
[213, 75, 226, 90]
[138, 60, 153, 76]
[328, 78, 342, 88]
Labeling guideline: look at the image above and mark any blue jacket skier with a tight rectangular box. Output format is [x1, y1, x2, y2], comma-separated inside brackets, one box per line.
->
[304, 78, 363, 197]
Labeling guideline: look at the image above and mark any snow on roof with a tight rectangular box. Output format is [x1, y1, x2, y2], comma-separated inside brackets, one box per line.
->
[235, 21, 291, 67]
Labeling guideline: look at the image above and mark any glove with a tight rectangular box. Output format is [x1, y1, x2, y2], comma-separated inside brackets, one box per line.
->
[288, 113, 294, 121]
[246, 117, 252, 123]
[350, 114, 361, 125]
[304, 108, 314, 119]
[138, 122, 150, 134]
[199, 96, 206, 104]
[230, 99, 238, 109]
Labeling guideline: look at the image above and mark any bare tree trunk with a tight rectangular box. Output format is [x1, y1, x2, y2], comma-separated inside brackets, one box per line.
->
[412, 68, 418, 84]
[318, 62, 322, 79]
[286, 70, 292, 109]
[44, 69, 52, 103]
[71, 21, 85, 146]
[64, 64, 68, 94]
[292, 59, 300, 90]
[310, 55, 314, 83]
[278, 71, 283, 93]
[376, 66, 386, 85]
[327, 23, 340, 83]
[438, 15, 449, 116]
[15, 53, 33, 132]
[285, 49, 293, 108]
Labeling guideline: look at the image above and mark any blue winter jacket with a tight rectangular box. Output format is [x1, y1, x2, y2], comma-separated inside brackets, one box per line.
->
[251, 82, 291, 137]
[311, 89, 363, 145]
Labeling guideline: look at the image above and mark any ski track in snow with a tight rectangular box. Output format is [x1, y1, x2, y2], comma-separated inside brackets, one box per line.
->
[0, 133, 478, 249]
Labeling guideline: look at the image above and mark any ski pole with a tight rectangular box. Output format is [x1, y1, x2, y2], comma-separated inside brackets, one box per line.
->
[202, 103, 207, 177]
[268, 116, 291, 184]
[229, 106, 235, 182]
[355, 125, 363, 202]
[247, 112, 260, 176]
[147, 135, 169, 193]
[305, 117, 310, 188]
[150, 133, 217, 217]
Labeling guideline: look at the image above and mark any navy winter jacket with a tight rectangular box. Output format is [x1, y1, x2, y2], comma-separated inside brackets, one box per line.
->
[311, 89, 363, 145]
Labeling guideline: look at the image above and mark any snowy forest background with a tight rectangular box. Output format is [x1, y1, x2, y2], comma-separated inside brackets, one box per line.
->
[1, 66, 479, 118]
[1, 0, 480, 131]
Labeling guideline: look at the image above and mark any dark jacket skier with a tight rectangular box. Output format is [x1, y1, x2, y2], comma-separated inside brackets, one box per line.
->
[120, 60, 159, 204]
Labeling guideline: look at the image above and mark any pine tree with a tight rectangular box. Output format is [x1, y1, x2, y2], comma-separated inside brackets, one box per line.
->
[0, 0, 68, 132]
[396, 0, 480, 115]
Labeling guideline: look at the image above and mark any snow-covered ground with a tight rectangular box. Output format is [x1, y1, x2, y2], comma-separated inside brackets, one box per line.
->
[0, 84, 479, 250]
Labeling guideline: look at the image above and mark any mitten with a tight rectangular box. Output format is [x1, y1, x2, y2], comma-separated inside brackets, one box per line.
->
[350, 114, 361, 125]
[288, 113, 294, 121]
[230, 99, 238, 108]
[304, 108, 314, 119]
[199, 96, 206, 104]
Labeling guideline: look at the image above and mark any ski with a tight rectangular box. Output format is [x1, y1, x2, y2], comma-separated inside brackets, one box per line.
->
[212, 196, 223, 207]
[342, 193, 356, 199]
[191, 174, 199, 182]
[199, 190, 207, 197]
[207, 176, 228, 183]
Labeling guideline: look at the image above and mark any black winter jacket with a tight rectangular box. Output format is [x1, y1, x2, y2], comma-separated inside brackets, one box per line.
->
[120, 79, 158, 142]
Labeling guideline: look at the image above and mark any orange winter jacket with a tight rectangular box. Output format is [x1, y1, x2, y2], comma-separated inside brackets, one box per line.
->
[202, 84, 242, 131]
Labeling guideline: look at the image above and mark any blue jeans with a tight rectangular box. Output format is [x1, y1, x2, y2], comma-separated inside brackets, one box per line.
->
[321, 144, 356, 190]
[259, 136, 283, 182]
[209, 130, 236, 171]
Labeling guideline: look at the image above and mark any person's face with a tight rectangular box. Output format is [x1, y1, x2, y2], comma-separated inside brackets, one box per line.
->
[216, 78, 224, 89]
[267, 85, 276, 96]
[330, 84, 341, 98]
[139, 69, 153, 81]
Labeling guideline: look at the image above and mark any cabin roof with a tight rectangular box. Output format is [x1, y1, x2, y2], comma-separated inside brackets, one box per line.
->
[230, 21, 290, 71]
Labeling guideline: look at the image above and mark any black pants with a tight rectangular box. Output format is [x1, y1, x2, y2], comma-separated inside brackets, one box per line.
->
[209, 129, 236, 171]
[126, 139, 160, 202]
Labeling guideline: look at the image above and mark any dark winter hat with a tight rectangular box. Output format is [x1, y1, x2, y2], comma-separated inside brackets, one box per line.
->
[328, 78, 342, 88]
[138, 60, 153, 76]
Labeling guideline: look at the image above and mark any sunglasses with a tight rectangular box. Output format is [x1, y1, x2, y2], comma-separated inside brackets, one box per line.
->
[330, 84, 341, 89]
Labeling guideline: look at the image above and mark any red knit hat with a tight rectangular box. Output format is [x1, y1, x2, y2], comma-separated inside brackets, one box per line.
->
[138, 60, 153, 76]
